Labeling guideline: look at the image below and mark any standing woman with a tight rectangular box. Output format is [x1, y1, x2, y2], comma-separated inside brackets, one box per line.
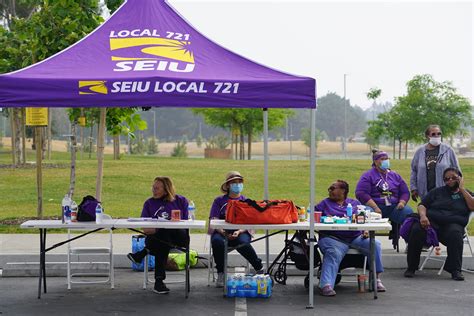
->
[127, 176, 189, 294]
[410, 125, 460, 201]
[209, 171, 263, 287]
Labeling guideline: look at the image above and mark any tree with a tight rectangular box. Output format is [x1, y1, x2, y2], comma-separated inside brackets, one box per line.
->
[193, 108, 292, 160]
[300, 127, 326, 153]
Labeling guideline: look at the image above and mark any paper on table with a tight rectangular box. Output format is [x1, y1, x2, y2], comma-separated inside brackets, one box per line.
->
[127, 217, 160, 222]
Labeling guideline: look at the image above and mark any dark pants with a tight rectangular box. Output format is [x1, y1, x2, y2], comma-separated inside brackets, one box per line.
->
[407, 221, 464, 272]
[144, 229, 189, 280]
[211, 231, 262, 273]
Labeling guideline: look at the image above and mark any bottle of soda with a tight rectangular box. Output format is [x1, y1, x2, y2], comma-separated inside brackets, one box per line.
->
[95, 203, 103, 224]
[70, 200, 78, 222]
[188, 200, 196, 221]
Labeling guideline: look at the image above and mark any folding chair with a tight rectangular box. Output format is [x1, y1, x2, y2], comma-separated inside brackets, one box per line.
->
[67, 214, 114, 289]
[142, 252, 185, 289]
[419, 214, 474, 274]
[206, 234, 250, 287]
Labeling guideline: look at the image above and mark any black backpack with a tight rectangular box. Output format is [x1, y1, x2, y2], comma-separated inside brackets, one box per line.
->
[77, 195, 100, 221]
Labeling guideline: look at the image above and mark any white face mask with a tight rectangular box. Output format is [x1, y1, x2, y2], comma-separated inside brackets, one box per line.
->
[429, 137, 441, 146]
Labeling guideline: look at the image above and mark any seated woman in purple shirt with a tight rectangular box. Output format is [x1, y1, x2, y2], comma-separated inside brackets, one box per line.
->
[355, 151, 413, 225]
[209, 171, 263, 288]
[127, 176, 189, 295]
[316, 180, 385, 296]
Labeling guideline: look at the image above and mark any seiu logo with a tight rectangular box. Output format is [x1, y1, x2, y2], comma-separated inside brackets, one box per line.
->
[78, 81, 108, 95]
[109, 36, 195, 73]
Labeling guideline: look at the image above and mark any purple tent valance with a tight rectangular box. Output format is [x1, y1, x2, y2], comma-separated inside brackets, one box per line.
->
[0, 0, 316, 108]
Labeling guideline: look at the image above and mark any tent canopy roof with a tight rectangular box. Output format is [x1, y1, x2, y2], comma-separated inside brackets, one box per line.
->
[0, 0, 316, 108]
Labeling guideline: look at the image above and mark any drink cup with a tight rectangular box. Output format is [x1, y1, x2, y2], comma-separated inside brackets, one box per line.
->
[357, 274, 367, 293]
[171, 209, 181, 221]
[314, 211, 322, 223]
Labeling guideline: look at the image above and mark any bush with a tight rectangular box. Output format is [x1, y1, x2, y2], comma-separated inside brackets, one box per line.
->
[171, 141, 187, 157]
[205, 134, 230, 149]
[146, 137, 159, 155]
[196, 134, 203, 148]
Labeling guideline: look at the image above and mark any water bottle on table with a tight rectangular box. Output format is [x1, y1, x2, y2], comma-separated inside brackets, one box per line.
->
[95, 203, 103, 224]
[61, 194, 71, 224]
[346, 203, 353, 223]
[188, 200, 196, 220]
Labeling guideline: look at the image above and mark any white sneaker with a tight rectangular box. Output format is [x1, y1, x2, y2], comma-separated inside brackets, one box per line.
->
[216, 272, 225, 288]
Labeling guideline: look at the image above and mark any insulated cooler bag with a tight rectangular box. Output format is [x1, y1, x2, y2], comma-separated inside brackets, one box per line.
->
[225, 199, 298, 224]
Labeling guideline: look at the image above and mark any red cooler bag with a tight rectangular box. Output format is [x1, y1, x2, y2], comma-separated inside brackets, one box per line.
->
[225, 199, 298, 224]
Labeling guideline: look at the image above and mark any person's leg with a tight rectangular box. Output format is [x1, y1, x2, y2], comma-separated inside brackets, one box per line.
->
[437, 223, 464, 274]
[391, 205, 414, 225]
[232, 232, 263, 271]
[318, 237, 349, 289]
[211, 232, 226, 273]
[350, 235, 384, 274]
[405, 221, 426, 273]
[145, 229, 172, 281]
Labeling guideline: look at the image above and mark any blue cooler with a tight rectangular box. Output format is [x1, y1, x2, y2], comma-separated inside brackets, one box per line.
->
[131, 235, 155, 271]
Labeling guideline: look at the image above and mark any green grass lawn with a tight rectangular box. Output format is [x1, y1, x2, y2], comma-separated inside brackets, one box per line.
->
[1, 149, 473, 233]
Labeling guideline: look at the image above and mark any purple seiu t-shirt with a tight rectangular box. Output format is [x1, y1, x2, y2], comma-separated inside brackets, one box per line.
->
[141, 194, 189, 220]
[355, 167, 410, 205]
[315, 197, 362, 242]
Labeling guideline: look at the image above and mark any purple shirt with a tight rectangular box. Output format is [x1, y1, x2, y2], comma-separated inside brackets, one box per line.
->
[141, 194, 189, 220]
[315, 197, 362, 241]
[209, 194, 247, 219]
[355, 167, 410, 205]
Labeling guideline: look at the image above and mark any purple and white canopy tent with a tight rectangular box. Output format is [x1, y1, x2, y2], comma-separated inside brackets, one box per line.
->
[0, 0, 318, 306]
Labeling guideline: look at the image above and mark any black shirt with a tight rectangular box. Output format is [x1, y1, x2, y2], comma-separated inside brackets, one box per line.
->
[420, 186, 473, 227]
[425, 146, 440, 192]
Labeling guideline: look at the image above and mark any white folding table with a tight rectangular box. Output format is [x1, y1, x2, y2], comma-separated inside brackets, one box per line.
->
[209, 219, 391, 300]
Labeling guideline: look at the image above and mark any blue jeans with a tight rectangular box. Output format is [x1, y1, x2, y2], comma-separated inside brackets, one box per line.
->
[378, 204, 413, 225]
[318, 235, 383, 288]
[211, 231, 262, 273]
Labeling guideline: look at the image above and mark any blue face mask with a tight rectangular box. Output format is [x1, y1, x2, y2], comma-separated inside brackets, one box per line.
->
[380, 159, 390, 170]
[230, 183, 243, 194]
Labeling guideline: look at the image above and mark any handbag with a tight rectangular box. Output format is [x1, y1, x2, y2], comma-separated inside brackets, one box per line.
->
[225, 199, 298, 224]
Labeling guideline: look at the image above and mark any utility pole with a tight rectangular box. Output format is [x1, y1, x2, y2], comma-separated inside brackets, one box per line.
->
[343, 74, 348, 159]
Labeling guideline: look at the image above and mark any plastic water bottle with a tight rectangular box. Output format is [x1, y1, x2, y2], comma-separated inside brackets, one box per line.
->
[266, 275, 272, 297]
[236, 276, 245, 298]
[188, 200, 196, 221]
[249, 275, 258, 297]
[61, 194, 71, 224]
[346, 203, 353, 222]
[227, 275, 237, 297]
[95, 203, 103, 224]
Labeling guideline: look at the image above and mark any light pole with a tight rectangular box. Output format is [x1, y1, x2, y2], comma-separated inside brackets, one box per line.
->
[343, 74, 348, 159]
[152, 110, 156, 140]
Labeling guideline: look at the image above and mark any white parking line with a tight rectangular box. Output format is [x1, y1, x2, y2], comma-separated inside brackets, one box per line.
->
[234, 267, 247, 316]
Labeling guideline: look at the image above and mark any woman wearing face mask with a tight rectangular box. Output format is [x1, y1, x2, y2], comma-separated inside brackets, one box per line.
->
[208, 171, 263, 288]
[410, 125, 460, 201]
[355, 151, 413, 225]
[404, 168, 474, 280]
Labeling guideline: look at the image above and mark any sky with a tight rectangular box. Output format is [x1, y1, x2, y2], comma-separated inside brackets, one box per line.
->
[165, 0, 473, 110]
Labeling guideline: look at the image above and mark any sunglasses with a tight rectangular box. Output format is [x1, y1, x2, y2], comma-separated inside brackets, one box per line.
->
[429, 132, 442, 137]
[443, 176, 459, 182]
[328, 186, 340, 191]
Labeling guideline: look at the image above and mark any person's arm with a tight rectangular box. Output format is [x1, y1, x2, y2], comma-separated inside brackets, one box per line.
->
[365, 199, 382, 214]
[417, 204, 430, 228]
[355, 173, 382, 213]
[397, 176, 410, 209]
[410, 149, 420, 201]
[141, 200, 156, 235]
[208, 198, 225, 235]
[458, 177, 474, 211]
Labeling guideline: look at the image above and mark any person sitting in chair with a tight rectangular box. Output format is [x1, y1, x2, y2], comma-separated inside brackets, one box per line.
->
[209, 171, 263, 288]
[316, 180, 386, 296]
[404, 168, 474, 280]
[127, 176, 189, 294]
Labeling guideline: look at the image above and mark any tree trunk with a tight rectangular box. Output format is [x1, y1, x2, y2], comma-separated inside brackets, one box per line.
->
[392, 138, 396, 159]
[80, 108, 85, 158]
[47, 108, 52, 160]
[247, 132, 252, 160]
[398, 139, 402, 160]
[405, 140, 408, 160]
[21, 108, 26, 164]
[35, 127, 43, 217]
[68, 123, 77, 199]
[10, 109, 16, 166]
[89, 125, 94, 159]
[113, 134, 120, 160]
[239, 129, 244, 160]
[96, 108, 107, 201]
[234, 133, 238, 160]
[13, 108, 22, 165]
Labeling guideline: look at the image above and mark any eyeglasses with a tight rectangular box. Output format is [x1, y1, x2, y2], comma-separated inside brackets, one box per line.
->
[429, 132, 442, 137]
[328, 186, 340, 191]
[443, 176, 459, 182]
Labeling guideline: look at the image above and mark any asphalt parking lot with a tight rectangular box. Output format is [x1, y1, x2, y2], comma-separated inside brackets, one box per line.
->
[1, 268, 473, 315]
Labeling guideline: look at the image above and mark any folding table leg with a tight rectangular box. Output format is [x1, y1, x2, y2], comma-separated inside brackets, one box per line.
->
[370, 231, 377, 299]
[223, 235, 228, 297]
